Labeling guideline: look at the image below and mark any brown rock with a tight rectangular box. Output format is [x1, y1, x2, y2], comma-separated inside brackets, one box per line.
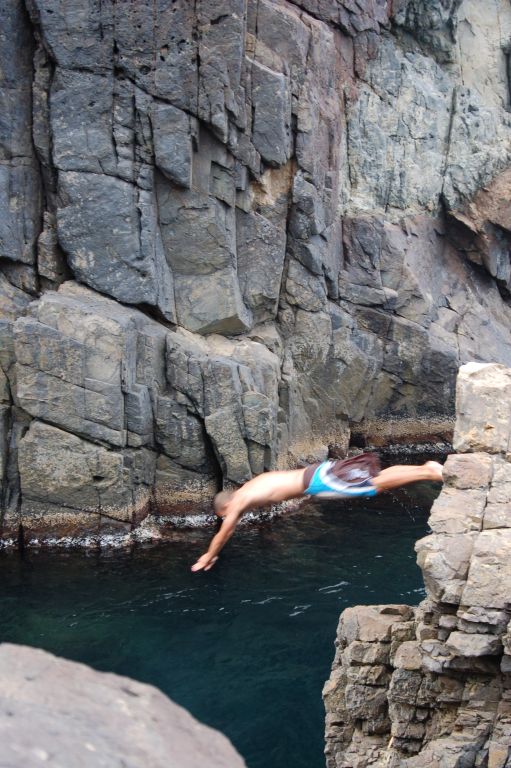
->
[442, 452, 493, 490]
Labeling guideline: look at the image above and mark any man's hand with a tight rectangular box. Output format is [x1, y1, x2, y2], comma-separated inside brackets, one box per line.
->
[191, 552, 219, 572]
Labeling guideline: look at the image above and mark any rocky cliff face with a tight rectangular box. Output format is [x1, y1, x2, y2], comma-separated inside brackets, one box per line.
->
[2, 1, 511, 539]
[324, 363, 511, 767]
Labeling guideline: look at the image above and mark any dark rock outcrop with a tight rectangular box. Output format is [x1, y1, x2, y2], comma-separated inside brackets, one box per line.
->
[2, 1, 511, 537]
[0, 643, 246, 768]
[324, 363, 511, 767]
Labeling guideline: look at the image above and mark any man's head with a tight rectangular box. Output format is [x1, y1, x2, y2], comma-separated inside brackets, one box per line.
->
[213, 489, 235, 517]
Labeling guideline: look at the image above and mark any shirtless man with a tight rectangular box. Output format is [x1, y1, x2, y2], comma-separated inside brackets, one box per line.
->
[191, 454, 444, 572]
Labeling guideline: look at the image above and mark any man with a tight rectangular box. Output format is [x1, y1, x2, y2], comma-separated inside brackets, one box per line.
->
[191, 454, 443, 572]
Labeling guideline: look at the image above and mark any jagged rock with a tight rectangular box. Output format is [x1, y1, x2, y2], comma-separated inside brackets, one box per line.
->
[324, 362, 511, 766]
[236, 209, 287, 322]
[0, 2, 41, 270]
[0, 643, 246, 768]
[392, 641, 422, 671]
[428, 487, 487, 534]
[415, 531, 475, 604]
[461, 530, 511, 610]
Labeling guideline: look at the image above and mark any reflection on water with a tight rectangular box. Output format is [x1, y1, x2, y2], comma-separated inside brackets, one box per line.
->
[0, 481, 439, 768]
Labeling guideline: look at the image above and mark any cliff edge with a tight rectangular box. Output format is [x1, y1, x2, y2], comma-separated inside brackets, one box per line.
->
[324, 363, 511, 767]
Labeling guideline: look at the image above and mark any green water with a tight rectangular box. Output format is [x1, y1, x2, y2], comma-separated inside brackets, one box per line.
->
[0, 483, 438, 768]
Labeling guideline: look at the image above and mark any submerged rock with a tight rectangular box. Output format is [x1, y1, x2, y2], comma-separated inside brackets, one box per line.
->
[0, 643, 246, 768]
[324, 363, 511, 766]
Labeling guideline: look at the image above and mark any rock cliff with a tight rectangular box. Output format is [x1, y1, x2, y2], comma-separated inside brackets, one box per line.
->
[324, 363, 511, 767]
[2, 1, 511, 538]
[0, 643, 246, 767]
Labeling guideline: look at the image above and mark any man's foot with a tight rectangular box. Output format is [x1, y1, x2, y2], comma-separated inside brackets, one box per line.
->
[425, 461, 443, 482]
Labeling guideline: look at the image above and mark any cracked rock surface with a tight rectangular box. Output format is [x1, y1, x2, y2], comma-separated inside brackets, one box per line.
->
[2, 0, 511, 539]
[324, 363, 511, 767]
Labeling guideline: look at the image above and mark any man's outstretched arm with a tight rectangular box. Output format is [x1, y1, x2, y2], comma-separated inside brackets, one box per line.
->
[191, 468, 307, 572]
[191, 510, 241, 571]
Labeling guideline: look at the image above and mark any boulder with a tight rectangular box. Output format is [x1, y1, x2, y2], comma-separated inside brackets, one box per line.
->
[0, 643, 246, 768]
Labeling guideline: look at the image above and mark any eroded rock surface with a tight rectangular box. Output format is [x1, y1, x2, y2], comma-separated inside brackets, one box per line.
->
[0, 643, 246, 768]
[324, 363, 511, 767]
[2, 1, 511, 536]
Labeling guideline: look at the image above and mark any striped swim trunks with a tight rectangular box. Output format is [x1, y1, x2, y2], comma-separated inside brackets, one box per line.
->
[302, 453, 380, 499]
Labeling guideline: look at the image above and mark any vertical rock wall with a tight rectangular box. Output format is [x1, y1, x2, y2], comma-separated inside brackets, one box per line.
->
[324, 363, 511, 767]
[2, 1, 511, 538]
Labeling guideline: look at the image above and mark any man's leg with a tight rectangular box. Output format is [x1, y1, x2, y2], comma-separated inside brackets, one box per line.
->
[372, 461, 443, 493]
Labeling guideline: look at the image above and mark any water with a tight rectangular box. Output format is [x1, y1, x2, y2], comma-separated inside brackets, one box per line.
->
[0, 482, 439, 768]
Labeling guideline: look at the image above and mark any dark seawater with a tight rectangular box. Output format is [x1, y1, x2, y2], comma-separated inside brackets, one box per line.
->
[0, 482, 439, 768]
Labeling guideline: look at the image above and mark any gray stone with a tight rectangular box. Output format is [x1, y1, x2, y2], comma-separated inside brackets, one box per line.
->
[444, 86, 511, 210]
[151, 102, 195, 188]
[18, 421, 155, 531]
[392, 0, 463, 63]
[236, 209, 286, 322]
[14, 292, 134, 447]
[57, 172, 175, 321]
[173, 270, 253, 336]
[285, 259, 328, 312]
[345, 37, 452, 215]
[0, 643, 246, 768]
[37, 212, 69, 285]
[0, 165, 41, 266]
[251, 60, 292, 167]
[155, 396, 212, 472]
[339, 605, 414, 646]
[442, 452, 493, 490]
[197, 2, 246, 138]
[158, 184, 236, 277]
[392, 641, 422, 671]
[0, 273, 31, 322]
[50, 68, 117, 174]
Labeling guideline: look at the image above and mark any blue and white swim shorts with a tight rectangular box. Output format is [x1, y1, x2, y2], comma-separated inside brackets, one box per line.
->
[302, 453, 380, 500]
